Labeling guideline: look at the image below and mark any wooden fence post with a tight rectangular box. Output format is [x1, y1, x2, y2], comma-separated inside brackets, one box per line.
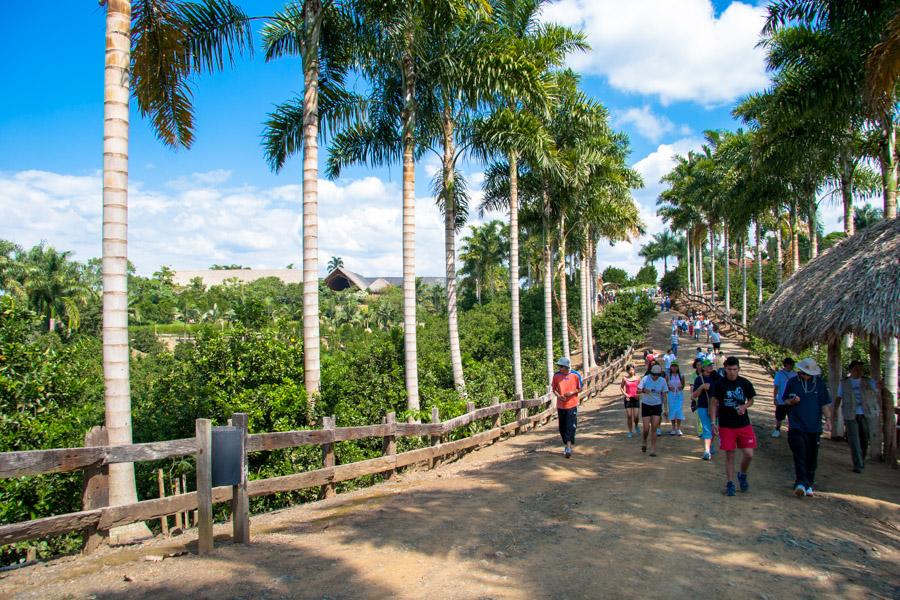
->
[173, 477, 183, 532]
[231, 412, 250, 544]
[195, 418, 213, 555]
[491, 397, 501, 431]
[431, 407, 441, 469]
[321, 416, 336, 499]
[157, 469, 169, 537]
[382, 412, 397, 481]
[82, 426, 109, 554]
[514, 393, 525, 435]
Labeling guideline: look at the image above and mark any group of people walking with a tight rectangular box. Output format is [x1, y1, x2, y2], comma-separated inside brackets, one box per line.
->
[550, 311, 884, 498]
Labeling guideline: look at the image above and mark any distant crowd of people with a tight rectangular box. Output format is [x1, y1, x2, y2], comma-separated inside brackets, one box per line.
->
[549, 306, 883, 499]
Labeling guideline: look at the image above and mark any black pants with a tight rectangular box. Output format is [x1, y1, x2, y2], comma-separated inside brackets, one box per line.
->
[845, 415, 870, 469]
[558, 407, 577, 445]
[788, 429, 820, 488]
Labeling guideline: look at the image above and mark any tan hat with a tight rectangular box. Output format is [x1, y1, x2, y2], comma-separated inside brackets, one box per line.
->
[650, 364, 663, 375]
[796, 357, 822, 377]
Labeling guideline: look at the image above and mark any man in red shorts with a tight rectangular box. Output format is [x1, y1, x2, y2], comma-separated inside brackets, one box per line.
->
[710, 356, 757, 496]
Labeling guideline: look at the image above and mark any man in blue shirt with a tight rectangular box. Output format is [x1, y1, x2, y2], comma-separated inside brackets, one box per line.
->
[771, 357, 797, 438]
[783, 358, 833, 498]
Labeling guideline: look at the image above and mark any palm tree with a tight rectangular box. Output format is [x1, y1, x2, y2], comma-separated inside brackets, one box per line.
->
[326, 0, 489, 416]
[327, 256, 345, 272]
[21, 245, 88, 332]
[473, 0, 586, 396]
[262, 1, 361, 415]
[854, 204, 884, 230]
[101, 0, 251, 542]
[459, 221, 509, 304]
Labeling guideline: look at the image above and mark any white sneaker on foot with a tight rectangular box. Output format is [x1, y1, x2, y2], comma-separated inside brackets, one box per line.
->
[804, 486, 814, 497]
[656, 428, 662, 436]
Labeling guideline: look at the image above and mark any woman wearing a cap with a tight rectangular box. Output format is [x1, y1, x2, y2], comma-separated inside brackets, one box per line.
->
[637, 364, 668, 456]
[783, 358, 833, 497]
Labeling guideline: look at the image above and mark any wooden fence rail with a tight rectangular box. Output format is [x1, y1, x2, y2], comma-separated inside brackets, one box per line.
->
[0, 347, 633, 553]
[679, 292, 750, 341]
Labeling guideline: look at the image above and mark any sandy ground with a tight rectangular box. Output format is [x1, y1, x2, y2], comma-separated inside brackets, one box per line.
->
[2, 310, 899, 600]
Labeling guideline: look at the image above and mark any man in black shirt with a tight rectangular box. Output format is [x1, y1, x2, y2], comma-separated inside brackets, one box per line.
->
[710, 356, 758, 497]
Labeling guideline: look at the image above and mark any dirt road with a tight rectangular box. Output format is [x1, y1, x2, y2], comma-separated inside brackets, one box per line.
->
[3, 311, 898, 600]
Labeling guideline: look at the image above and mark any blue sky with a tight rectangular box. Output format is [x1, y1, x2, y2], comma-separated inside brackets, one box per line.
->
[1, 0, 845, 277]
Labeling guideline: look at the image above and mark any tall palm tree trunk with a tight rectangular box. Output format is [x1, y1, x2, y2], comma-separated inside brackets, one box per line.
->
[880, 113, 897, 220]
[790, 200, 800, 273]
[741, 237, 748, 326]
[584, 237, 595, 369]
[709, 227, 715, 301]
[401, 46, 419, 416]
[587, 238, 597, 369]
[724, 225, 730, 314]
[685, 233, 692, 292]
[579, 250, 591, 373]
[442, 112, 465, 395]
[558, 221, 570, 356]
[886, 336, 899, 464]
[807, 194, 818, 259]
[302, 0, 322, 413]
[698, 239, 704, 295]
[774, 208, 784, 287]
[103, 0, 149, 544]
[840, 152, 855, 236]
[755, 220, 763, 307]
[543, 187, 554, 386]
[509, 152, 524, 399]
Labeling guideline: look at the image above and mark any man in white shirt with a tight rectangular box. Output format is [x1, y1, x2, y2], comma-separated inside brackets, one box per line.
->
[637, 364, 669, 457]
[663, 349, 676, 371]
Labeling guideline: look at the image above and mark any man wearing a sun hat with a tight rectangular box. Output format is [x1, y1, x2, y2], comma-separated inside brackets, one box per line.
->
[783, 357, 833, 497]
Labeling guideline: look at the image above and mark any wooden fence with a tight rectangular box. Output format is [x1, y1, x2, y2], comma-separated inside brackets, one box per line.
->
[0, 347, 633, 554]
[678, 291, 750, 341]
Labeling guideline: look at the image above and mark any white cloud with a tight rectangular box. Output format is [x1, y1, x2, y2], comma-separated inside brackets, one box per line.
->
[0, 169, 486, 279]
[542, 0, 770, 105]
[613, 105, 676, 142]
[597, 137, 703, 276]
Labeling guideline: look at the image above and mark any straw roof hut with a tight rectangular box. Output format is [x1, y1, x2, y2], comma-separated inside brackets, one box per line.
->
[752, 217, 899, 350]
[752, 217, 899, 458]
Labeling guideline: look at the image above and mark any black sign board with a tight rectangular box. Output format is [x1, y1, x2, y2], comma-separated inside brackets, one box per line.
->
[211, 426, 243, 487]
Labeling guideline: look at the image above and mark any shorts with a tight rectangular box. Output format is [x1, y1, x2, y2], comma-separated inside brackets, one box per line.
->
[697, 407, 713, 440]
[712, 342, 721, 351]
[719, 425, 757, 451]
[641, 403, 663, 418]
[775, 404, 790, 422]
[668, 396, 684, 420]
[624, 397, 640, 409]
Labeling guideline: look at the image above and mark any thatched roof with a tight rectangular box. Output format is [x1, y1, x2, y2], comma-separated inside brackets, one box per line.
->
[752, 217, 900, 351]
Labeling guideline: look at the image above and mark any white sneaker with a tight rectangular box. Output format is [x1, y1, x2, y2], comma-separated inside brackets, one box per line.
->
[805, 486, 814, 497]
[794, 484, 805, 498]
[771, 429, 781, 438]
[656, 428, 662, 436]
[627, 432, 634, 439]
[668, 430, 677, 436]
[676, 430, 684, 436]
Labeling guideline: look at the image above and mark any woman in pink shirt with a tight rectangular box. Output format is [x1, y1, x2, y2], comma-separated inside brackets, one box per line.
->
[620, 364, 641, 438]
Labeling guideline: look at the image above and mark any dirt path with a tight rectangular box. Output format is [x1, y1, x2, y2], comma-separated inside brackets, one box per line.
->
[3, 311, 899, 600]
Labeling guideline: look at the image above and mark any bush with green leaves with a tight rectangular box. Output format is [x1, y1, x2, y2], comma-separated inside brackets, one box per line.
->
[592, 294, 656, 357]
